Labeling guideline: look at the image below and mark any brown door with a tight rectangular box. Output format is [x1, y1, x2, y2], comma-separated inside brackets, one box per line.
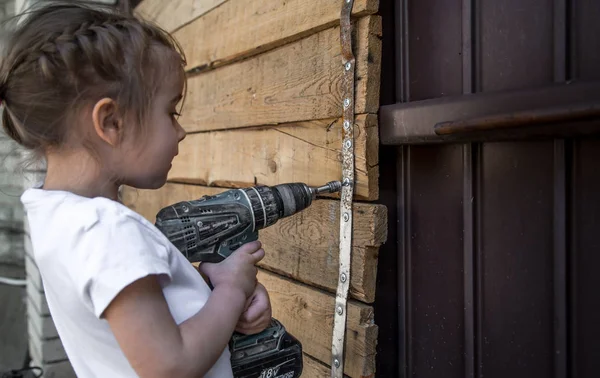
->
[375, 1, 600, 377]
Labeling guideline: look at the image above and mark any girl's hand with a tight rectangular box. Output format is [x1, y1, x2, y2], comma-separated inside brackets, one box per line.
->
[235, 283, 272, 335]
[198, 241, 264, 298]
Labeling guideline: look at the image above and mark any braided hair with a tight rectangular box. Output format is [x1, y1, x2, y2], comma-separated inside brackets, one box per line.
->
[0, 1, 186, 155]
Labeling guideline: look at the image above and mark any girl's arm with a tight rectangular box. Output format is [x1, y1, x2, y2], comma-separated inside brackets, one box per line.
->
[103, 243, 264, 378]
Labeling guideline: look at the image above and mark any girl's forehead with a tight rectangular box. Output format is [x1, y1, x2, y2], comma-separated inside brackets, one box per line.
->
[155, 60, 185, 98]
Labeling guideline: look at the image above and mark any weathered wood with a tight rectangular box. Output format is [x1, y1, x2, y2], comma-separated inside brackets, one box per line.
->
[258, 269, 377, 378]
[302, 354, 347, 377]
[134, 0, 228, 33]
[173, 0, 379, 73]
[179, 16, 382, 132]
[121, 183, 387, 303]
[169, 114, 379, 201]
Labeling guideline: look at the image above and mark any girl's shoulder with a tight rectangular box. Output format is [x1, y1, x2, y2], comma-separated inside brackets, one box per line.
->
[21, 187, 167, 246]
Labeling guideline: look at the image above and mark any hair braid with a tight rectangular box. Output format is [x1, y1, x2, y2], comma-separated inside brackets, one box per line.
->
[0, 1, 185, 153]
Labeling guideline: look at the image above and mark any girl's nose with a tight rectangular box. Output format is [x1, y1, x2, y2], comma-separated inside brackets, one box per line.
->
[176, 122, 186, 142]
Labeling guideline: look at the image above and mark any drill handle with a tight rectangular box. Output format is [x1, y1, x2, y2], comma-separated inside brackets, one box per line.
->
[216, 229, 260, 261]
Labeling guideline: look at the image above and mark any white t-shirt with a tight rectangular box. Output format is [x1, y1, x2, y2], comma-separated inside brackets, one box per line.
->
[21, 187, 233, 378]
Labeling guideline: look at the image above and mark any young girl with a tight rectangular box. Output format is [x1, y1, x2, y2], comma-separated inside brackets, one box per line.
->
[0, 2, 271, 377]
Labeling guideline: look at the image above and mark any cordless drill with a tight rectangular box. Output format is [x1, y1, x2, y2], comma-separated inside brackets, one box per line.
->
[154, 181, 342, 378]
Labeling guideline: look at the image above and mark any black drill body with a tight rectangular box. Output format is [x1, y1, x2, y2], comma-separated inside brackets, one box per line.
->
[154, 181, 341, 378]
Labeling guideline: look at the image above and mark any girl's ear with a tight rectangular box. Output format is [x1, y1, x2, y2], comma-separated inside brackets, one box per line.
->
[92, 98, 124, 147]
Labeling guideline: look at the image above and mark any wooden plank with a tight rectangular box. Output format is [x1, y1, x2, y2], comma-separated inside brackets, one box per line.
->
[302, 354, 340, 377]
[121, 183, 387, 303]
[258, 269, 377, 378]
[169, 114, 379, 201]
[134, 0, 228, 33]
[179, 16, 382, 132]
[174, 0, 379, 73]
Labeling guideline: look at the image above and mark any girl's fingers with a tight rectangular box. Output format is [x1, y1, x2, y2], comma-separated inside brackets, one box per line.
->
[250, 248, 265, 263]
[237, 241, 262, 255]
[240, 299, 266, 323]
[236, 313, 272, 334]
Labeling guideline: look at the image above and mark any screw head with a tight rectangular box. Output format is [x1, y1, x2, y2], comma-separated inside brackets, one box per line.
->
[196, 221, 203, 227]
[343, 98, 351, 108]
[343, 120, 351, 131]
[343, 178, 351, 186]
[345, 139, 352, 149]
[343, 213, 350, 222]
[340, 273, 347, 283]
[337, 306, 344, 315]
[182, 205, 189, 213]
[345, 62, 352, 71]
[334, 359, 341, 368]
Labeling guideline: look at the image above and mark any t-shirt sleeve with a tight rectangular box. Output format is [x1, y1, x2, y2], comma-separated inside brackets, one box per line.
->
[70, 210, 172, 319]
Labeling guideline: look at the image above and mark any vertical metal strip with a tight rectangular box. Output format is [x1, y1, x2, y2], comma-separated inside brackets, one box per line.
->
[566, 2, 576, 377]
[474, 144, 484, 378]
[397, 146, 410, 378]
[395, 0, 410, 103]
[331, 0, 355, 376]
[553, 140, 568, 378]
[395, 0, 410, 376]
[462, 1, 476, 378]
[553, 1, 568, 377]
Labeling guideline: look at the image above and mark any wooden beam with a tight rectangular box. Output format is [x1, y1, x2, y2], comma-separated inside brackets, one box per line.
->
[121, 183, 387, 303]
[178, 16, 382, 132]
[302, 354, 350, 378]
[173, 0, 379, 73]
[169, 114, 379, 201]
[134, 0, 228, 33]
[258, 269, 377, 378]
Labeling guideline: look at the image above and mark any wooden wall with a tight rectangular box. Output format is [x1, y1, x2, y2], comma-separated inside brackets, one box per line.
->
[125, 1, 385, 376]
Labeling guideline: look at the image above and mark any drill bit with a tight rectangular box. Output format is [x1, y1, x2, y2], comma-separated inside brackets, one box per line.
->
[310, 181, 342, 197]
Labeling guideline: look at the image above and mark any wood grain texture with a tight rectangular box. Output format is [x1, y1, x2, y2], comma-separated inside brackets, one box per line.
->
[302, 354, 349, 377]
[179, 16, 382, 132]
[169, 114, 379, 201]
[121, 183, 387, 303]
[258, 269, 377, 378]
[134, 0, 227, 33]
[174, 0, 379, 72]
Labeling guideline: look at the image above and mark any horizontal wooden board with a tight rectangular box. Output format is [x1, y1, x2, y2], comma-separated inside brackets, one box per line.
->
[179, 16, 382, 132]
[121, 183, 387, 303]
[302, 354, 353, 377]
[174, 0, 379, 73]
[134, 0, 227, 33]
[169, 114, 379, 200]
[302, 354, 345, 377]
[258, 269, 377, 378]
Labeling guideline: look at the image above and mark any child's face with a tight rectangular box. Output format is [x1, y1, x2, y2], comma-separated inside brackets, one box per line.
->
[120, 70, 186, 189]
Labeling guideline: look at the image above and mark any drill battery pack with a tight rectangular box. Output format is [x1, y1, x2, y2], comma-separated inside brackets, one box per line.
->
[230, 319, 303, 378]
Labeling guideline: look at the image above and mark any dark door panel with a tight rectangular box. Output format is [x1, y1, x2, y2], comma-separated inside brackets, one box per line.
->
[479, 142, 555, 378]
[376, 0, 600, 377]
